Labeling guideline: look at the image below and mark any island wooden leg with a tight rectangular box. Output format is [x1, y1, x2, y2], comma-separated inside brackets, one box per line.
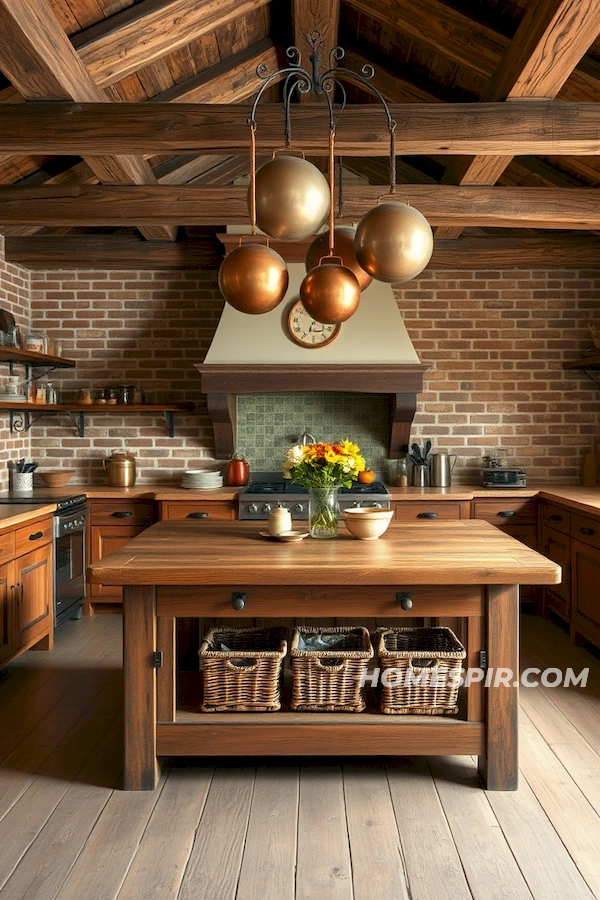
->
[479, 584, 519, 791]
[123, 584, 160, 791]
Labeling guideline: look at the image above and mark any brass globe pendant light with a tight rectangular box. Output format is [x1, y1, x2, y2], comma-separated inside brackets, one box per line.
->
[218, 124, 289, 315]
[305, 225, 372, 292]
[354, 201, 434, 283]
[300, 128, 360, 325]
[252, 153, 330, 242]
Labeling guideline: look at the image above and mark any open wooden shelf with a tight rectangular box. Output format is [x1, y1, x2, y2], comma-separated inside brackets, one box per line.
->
[0, 347, 76, 368]
[1, 401, 196, 436]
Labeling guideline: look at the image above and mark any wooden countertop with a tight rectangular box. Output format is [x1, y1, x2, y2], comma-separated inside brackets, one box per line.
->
[0, 503, 56, 531]
[87, 519, 560, 587]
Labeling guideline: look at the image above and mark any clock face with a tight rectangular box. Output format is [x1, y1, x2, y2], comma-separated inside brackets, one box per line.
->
[286, 300, 341, 348]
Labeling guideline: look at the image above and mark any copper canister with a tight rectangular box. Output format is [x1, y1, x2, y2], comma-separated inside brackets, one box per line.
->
[103, 450, 137, 487]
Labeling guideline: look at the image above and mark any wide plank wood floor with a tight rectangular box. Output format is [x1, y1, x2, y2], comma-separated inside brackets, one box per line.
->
[0, 612, 599, 899]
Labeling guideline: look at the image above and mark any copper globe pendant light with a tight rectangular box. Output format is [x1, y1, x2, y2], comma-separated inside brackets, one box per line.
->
[252, 152, 330, 242]
[300, 128, 360, 325]
[218, 123, 289, 314]
[354, 126, 433, 283]
[305, 225, 372, 292]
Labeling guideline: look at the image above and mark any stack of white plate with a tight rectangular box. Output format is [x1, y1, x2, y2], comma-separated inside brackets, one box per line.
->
[181, 469, 224, 490]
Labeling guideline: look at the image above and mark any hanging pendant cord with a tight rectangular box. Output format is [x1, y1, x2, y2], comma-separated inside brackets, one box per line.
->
[389, 120, 397, 196]
[249, 122, 258, 235]
[328, 126, 336, 256]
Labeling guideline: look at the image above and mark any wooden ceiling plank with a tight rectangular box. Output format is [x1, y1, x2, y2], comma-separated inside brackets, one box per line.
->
[2, 100, 600, 155]
[437, 0, 600, 240]
[7, 232, 600, 270]
[0, 0, 175, 241]
[72, 0, 272, 88]
[1, 183, 600, 228]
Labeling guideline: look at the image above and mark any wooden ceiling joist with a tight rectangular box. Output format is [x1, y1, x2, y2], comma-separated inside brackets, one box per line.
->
[437, 0, 600, 240]
[0, 0, 175, 242]
[1, 183, 600, 229]
[6, 233, 600, 271]
[71, 0, 272, 88]
[1, 101, 600, 156]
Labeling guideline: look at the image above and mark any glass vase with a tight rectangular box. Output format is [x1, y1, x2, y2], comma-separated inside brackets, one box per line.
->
[308, 487, 340, 539]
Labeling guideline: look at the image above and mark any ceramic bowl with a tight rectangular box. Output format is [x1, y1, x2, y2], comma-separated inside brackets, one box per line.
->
[342, 508, 394, 540]
[37, 469, 75, 487]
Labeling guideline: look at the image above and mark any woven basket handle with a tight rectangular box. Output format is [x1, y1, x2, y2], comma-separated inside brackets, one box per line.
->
[313, 657, 346, 673]
[225, 658, 259, 672]
[408, 657, 439, 671]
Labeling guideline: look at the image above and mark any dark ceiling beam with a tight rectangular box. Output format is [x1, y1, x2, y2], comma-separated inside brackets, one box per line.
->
[2, 183, 600, 229]
[1, 101, 600, 155]
[71, 0, 271, 88]
[437, 0, 600, 240]
[7, 232, 600, 271]
[0, 0, 175, 242]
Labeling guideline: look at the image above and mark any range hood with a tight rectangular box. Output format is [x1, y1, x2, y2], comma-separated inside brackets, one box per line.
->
[198, 264, 428, 458]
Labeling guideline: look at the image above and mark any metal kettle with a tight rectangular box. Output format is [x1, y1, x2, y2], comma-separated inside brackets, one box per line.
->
[428, 452, 457, 487]
[103, 449, 137, 487]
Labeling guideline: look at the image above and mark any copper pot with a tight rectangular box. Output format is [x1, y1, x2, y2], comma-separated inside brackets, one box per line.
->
[300, 261, 361, 324]
[305, 226, 372, 291]
[218, 244, 289, 314]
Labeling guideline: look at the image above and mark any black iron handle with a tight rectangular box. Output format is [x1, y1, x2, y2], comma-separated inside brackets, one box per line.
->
[396, 591, 413, 610]
[231, 592, 247, 611]
[580, 527, 595, 536]
[498, 510, 516, 518]
[417, 512, 438, 519]
[111, 511, 133, 518]
[550, 514, 563, 522]
[28, 531, 43, 541]
[187, 512, 209, 518]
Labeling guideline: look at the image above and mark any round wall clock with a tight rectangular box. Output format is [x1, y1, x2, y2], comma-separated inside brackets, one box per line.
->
[286, 299, 341, 348]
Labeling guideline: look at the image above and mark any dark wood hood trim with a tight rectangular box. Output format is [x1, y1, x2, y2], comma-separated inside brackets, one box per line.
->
[198, 364, 429, 459]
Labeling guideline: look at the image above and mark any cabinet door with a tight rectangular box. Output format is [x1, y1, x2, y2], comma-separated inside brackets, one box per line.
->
[14, 544, 53, 650]
[500, 524, 539, 607]
[89, 525, 147, 600]
[572, 539, 600, 648]
[0, 561, 15, 663]
[541, 525, 571, 620]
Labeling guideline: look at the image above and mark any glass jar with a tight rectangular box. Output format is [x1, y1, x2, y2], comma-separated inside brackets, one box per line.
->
[105, 388, 117, 405]
[35, 383, 47, 404]
[25, 333, 45, 354]
[77, 388, 93, 405]
[46, 382, 58, 405]
[119, 384, 134, 405]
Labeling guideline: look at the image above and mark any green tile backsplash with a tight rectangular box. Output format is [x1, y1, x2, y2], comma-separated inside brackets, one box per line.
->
[236, 392, 389, 474]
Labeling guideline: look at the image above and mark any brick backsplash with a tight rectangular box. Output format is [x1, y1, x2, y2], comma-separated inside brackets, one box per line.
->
[0, 246, 598, 488]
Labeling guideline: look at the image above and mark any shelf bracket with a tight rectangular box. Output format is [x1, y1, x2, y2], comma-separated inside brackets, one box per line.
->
[10, 409, 30, 434]
[66, 411, 85, 437]
[163, 410, 175, 438]
[581, 367, 600, 386]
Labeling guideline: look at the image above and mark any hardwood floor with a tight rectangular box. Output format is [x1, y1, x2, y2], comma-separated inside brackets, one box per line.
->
[0, 612, 599, 899]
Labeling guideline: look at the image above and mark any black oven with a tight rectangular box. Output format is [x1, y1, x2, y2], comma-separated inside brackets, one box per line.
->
[54, 499, 87, 626]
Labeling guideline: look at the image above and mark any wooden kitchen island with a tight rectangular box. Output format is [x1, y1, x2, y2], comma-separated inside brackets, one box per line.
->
[87, 519, 560, 791]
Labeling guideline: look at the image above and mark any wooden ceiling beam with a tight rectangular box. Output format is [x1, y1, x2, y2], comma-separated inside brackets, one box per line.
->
[6, 232, 600, 270]
[1, 101, 600, 155]
[437, 0, 600, 240]
[2, 183, 600, 229]
[72, 0, 271, 88]
[0, 0, 175, 242]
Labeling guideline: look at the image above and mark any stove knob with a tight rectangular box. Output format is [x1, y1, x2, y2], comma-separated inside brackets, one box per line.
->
[262, 503, 272, 514]
[373, 503, 382, 509]
[294, 503, 304, 513]
[248, 503, 258, 514]
[351, 501, 362, 508]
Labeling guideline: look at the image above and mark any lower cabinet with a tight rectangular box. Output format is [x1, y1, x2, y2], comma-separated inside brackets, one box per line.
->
[0, 515, 54, 666]
[86, 499, 155, 613]
[571, 520, 600, 648]
[540, 523, 571, 620]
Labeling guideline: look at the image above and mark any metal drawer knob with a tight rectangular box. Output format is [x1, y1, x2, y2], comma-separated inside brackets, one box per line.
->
[417, 512, 438, 519]
[396, 591, 413, 610]
[580, 527, 595, 536]
[550, 514, 562, 522]
[231, 592, 247, 610]
[28, 531, 43, 541]
[187, 512, 209, 518]
[111, 511, 133, 518]
[498, 510, 516, 518]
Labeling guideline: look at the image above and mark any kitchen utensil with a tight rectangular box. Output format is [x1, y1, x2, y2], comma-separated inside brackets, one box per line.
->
[428, 452, 457, 487]
[409, 463, 429, 487]
[581, 438, 598, 486]
[342, 508, 393, 540]
[10, 471, 33, 492]
[103, 450, 137, 487]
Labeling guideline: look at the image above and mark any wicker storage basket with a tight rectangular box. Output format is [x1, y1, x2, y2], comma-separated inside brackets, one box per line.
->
[377, 626, 466, 716]
[291, 626, 373, 712]
[199, 626, 287, 712]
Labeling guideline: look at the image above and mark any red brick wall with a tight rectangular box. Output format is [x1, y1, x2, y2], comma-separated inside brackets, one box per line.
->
[3, 262, 596, 487]
[397, 269, 600, 483]
[0, 238, 32, 491]
[28, 268, 224, 483]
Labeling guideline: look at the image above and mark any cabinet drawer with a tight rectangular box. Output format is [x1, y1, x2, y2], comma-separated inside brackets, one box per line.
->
[393, 501, 467, 521]
[571, 514, 600, 551]
[14, 517, 53, 558]
[90, 500, 155, 527]
[159, 501, 236, 521]
[540, 502, 570, 535]
[0, 530, 15, 567]
[472, 498, 536, 526]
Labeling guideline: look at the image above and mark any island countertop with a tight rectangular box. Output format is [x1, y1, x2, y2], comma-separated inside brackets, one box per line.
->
[87, 518, 561, 587]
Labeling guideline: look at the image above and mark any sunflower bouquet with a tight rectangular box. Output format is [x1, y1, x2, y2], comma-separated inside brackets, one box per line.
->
[283, 440, 366, 489]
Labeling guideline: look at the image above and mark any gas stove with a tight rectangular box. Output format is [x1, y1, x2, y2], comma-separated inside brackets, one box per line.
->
[238, 475, 391, 520]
